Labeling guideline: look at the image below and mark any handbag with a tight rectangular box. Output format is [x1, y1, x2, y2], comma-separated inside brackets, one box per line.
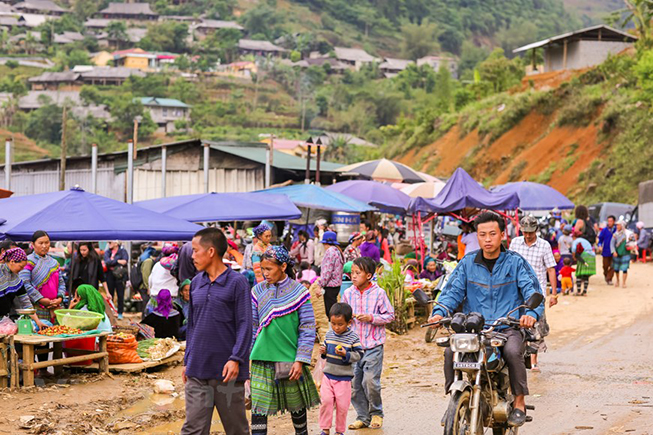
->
[112, 265, 127, 280]
[274, 362, 294, 381]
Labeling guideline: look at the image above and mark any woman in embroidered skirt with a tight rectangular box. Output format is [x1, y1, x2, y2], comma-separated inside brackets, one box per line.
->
[250, 245, 320, 435]
[0, 247, 46, 328]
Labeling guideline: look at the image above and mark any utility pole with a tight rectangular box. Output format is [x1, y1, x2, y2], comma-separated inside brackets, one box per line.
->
[161, 145, 167, 197]
[59, 106, 67, 191]
[315, 137, 322, 186]
[4, 137, 11, 191]
[133, 115, 142, 159]
[91, 143, 98, 194]
[304, 137, 313, 184]
[127, 139, 134, 203]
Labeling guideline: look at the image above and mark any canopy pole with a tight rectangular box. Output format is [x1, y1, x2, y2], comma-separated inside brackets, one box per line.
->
[91, 143, 97, 194]
[203, 143, 209, 193]
[4, 137, 11, 191]
[161, 145, 167, 198]
[127, 139, 134, 204]
[315, 143, 321, 186]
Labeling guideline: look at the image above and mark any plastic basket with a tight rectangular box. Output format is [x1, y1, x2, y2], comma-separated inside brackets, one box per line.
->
[54, 309, 104, 330]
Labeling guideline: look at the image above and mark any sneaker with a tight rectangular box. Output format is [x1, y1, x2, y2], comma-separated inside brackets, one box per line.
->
[118, 314, 123, 320]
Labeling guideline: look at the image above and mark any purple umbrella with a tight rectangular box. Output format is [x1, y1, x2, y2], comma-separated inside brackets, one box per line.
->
[492, 182, 574, 211]
[326, 180, 411, 214]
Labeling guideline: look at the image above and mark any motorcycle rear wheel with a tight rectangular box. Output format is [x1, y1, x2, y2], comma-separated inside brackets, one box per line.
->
[493, 427, 519, 435]
[443, 390, 482, 435]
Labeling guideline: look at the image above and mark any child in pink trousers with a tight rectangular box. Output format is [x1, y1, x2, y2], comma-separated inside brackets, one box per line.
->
[319, 302, 364, 435]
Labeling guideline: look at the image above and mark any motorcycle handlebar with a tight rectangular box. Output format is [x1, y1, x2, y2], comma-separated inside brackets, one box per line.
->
[420, 317, 452, 328]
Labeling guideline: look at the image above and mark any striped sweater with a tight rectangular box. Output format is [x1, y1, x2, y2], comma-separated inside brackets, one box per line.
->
[321, 328, 363, 380]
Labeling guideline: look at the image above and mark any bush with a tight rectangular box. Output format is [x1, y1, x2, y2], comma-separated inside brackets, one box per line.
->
[556, 87, 603, 127]
[508, 160, 527, 182]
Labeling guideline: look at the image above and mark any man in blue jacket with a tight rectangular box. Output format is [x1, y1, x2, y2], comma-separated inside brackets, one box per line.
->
[428, 212, 544, 427]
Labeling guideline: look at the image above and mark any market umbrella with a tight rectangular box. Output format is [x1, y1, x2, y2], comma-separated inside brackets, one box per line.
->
[0, 187, 203, 241]
[492, 181, 575, 211]
[408, 167, 520, 214]
[325, 180, 411, 214]
[337, 158, 428, 183]
[257, 184, 376, 212]
[135, 192, 302, 222]
[401, 181, 447, 198]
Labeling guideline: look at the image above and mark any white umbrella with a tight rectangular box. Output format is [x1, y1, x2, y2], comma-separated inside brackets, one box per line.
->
[401, 181, 446, 198]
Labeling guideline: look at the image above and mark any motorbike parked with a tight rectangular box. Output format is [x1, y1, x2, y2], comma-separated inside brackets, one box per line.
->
[417, 290, 544, 435]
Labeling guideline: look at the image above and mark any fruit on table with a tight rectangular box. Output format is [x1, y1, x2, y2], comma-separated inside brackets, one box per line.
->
[38, 325, 83, 336]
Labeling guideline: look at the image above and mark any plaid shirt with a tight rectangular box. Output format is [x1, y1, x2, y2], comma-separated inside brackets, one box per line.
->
[509, 236, 556, 290]
[342, 283, 394, 350]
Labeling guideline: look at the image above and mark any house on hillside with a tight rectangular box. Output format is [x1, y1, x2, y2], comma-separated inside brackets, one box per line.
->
[0, 16, 19, 29]
[98, 3, 158, 21]
[216, 61, 257, 79]
[28, 71, 80, 90]
[84, 18, 113, 33]
[334, 47, 379, 70]
[0, 2, 16, 13]
[113, 48, 155, 70]
[91, 51, 113, 66]
[17, 13, 51, 28]
[140, 97, 191, 133]
[379, 58, 411, 78]
[417, 56, 458, 78]
[513, 25, 637, 73]
[0, 140, 343, 200]
[53, 31, 85, 45]
[238, 39, 287, 57]
[13, 0, 67, 16]
[16, 90, 81, 111]
[192, 19, 244, 40]
[78, 66, 146, 86]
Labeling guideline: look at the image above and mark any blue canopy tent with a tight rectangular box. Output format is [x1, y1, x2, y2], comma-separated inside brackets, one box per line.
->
[491, 181, 574, 211]
[135, 192, 302, 222]
[0, 188, 203, 241]
[325, 180, 411, 214]
[257, 184, 376, 212]
[408, 168, 520, 215]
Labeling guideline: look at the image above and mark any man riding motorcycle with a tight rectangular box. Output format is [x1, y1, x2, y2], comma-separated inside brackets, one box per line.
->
[428, 212, 545, 427]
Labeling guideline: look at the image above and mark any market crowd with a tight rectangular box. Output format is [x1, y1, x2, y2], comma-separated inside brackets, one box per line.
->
[0, 204, 649, 435]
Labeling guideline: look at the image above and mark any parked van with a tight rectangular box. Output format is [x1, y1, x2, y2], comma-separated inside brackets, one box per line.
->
[588, 202, 634, 224]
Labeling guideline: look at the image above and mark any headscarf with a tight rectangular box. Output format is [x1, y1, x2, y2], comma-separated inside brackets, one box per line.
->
[0, 247, 27, 263]
[253, 223, 272, 239]
[159, 253, 178, 270]
[162, 244, 179, 256]
[262, 245, 295, 267]
[614, 221, 627, 246]
[636, 221, 645, 230]
[423, 256, 436, 269]
[155, 289, 174, 318]
[179, 278, 191, 290]
[76, 284, 106, 315]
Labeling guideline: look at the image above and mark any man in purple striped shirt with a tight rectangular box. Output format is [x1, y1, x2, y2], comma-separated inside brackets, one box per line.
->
[342, 256, 394, 430]
[181, 228, 252, 435]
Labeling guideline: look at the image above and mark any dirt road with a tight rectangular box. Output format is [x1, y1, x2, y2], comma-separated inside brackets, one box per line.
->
[1, 263, 651, 434]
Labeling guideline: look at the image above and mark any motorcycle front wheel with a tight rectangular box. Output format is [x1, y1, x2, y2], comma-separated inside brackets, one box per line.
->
[443, 390, 482, 435]
[425, 327, 437, 343]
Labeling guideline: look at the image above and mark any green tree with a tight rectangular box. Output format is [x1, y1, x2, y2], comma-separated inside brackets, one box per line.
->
[434, 63, 453, 113]
[80, 85, 104, 106]
[240, 5, 285, 40]
[123, 74, 169, 97]
[395, 63, 437, 94]
[56, 49, 90, 70]
[106, 21, 129, 47]
[614, 0, 653, 50]
[140, 22, 189, 53]
[26, 103, 63, 144]
[478, 48, 524, 93]
[108, 94, 156, 140]
[634, 48, 653, 100]
[73, 0, 102, 21]
[401, 20, 440, 61]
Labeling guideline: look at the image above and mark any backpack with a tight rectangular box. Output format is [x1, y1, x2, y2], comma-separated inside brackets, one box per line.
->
[130, 258, 144, 290]
[582, 219, 596, 244]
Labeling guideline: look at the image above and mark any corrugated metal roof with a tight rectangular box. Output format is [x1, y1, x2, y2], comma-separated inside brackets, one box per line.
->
[238, 39, 286, 52]
[99, 2, 157, 16]
[14, 0, 67, 13]
[195, 19, 243, 30]
[334, 47, 379, 63]
[207, 142, 342, 172]
[513, 25, 638, 53]
[140, 97, 190, 108]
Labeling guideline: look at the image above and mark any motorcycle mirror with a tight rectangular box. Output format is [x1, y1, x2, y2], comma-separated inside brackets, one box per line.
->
[412, 288, 431, 306]
[525, 293, 544, 310]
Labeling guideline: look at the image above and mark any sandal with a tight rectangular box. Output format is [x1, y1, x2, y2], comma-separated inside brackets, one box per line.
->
[348, 420, 368, 430]
[531, 364, 541, 372]
[370, 415, 383, 429]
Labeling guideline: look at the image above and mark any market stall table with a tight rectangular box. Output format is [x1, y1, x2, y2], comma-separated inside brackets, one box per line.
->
[13, 331, 110, 387]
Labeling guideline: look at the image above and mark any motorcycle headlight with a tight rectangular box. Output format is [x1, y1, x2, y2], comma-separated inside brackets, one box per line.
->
[450, 334, 480, 353]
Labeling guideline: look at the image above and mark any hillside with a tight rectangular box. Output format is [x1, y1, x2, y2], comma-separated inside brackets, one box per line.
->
[394, 49, 653, 205]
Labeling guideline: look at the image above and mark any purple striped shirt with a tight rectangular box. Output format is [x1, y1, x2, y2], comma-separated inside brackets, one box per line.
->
[319, 246, 344, 288]
[341, 282, 394, 350]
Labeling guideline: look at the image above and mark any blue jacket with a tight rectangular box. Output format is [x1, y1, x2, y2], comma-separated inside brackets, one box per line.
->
[432, 248, 545, 323]
[597, 226, 615, 257]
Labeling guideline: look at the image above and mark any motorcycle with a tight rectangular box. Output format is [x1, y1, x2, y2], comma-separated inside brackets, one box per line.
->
[417, 291, 544, 435]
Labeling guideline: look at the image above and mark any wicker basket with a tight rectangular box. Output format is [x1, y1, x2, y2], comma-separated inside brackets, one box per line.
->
[112, 325, 140, 336]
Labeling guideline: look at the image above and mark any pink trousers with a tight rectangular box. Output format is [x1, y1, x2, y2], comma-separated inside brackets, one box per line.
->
[319, 376, 352, 433]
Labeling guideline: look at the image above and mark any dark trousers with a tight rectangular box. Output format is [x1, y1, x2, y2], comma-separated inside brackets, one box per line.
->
[323, 286, 340, 318]
[444, 328, 528, 396]
[252, 409, 308, 435]
[181, 377, 249, 435]
[602, 256, 614, 282]
[106, 271, 125, 314]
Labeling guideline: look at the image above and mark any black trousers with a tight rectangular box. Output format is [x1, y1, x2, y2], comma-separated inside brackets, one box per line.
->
[444, 328, 529, 396]
[323, 286, 340, 318]
[106, 272, 125, 314]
